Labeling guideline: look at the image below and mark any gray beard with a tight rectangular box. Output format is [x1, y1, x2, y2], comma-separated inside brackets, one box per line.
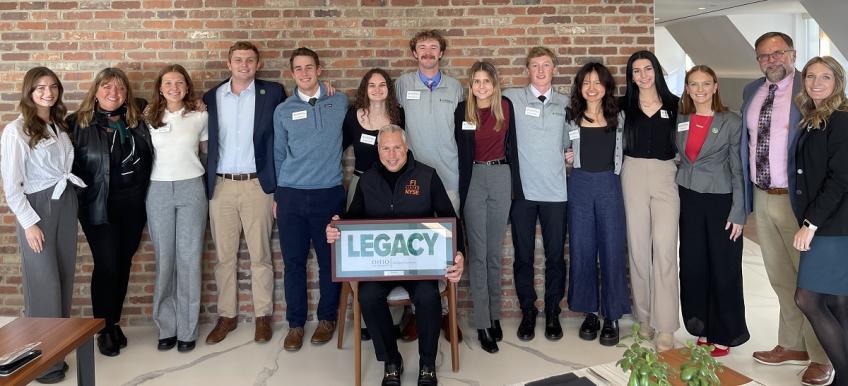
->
[765, 66, 788, 83]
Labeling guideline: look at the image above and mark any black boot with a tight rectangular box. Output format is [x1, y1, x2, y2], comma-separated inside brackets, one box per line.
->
[544, 311, 563, 341]
[579, 313, 600, 341]
[97, 326, 120, 357]
[599, 319, 620, 346]
[477, 329, 499, 353]
[517, 310, 537, 341]
[490, 320, 503, 342]
[114, 325, 128, 348]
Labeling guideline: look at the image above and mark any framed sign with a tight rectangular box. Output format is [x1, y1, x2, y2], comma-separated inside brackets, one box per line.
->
[330, 217, 457, 282]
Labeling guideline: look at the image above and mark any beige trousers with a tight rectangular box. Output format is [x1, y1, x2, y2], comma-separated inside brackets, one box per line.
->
[621, 156, 681, 334]
[209, 177, 275, 318]
[753, 188, 827, 363]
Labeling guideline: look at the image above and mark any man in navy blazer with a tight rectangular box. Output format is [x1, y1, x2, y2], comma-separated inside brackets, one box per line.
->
[741, 32, 833, 384]
[202, 41, 287, 346]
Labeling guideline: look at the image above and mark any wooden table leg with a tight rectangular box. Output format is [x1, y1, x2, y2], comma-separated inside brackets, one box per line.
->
[352, 282, 361, 386]
[77, 336, 96, 386]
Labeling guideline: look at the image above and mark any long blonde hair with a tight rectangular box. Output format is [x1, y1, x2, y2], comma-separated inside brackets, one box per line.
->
[796, 56, 848, 130]
[74, 67, 141, 128]
[464, 61, 504, 131]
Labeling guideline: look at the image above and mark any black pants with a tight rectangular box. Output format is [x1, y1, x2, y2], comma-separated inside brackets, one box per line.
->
[510, 199, 567, 315]
[81, 194, 147, 331]
[678, 186, 749, 347]
[359, 280, 440, 368]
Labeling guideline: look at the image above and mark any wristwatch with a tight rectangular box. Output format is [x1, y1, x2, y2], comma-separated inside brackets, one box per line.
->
[803, 219, 818, 231]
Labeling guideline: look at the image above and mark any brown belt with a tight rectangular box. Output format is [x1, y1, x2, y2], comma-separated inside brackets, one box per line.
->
[216, 172, 258, 181]
[760, 187, 788, 195]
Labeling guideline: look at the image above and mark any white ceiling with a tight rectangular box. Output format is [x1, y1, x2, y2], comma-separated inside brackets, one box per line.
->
[655, 0, 806, 25]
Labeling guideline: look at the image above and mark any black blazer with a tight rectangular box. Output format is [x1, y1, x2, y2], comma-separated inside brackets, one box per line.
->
[202, 78, 286, 198]
[794, 110, 848, 235]
[454, 96, 522, 214]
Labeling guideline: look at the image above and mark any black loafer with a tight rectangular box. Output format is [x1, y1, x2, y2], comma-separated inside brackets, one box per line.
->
[579, 313, 601, 341]
[545, 312, 563, 341]
[477, 329, 499, 353]
[490, 320, 503, 342]
[417, 364, 438, 386]
[599, 319, 620, 346]
[517, 310, 537, 341]
[97, 331, 120, 357]
[114, 325, 128, 348]
[177, 340, 196, 353]
[381, 361, 403, 386]
[35, 362, 68, 384]
[158, 336, 177, 351]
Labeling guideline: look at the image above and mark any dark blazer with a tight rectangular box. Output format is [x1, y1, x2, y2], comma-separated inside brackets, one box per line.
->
[202, 78, 286, 198]
[676, 111, 746, 224]
[454, 96, 522, 214]
[793, 110, 848, 235]
[740, 71, 802, 214]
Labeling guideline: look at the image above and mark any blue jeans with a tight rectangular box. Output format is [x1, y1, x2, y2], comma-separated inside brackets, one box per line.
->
[276, 185, 345, 327]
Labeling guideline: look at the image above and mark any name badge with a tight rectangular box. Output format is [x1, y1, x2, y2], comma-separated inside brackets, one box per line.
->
[360, 133, 376, 145]
[406, 91, 421, 100]
[150, 123, 171, 133]
[660, 109, 669, 119]
[292, 110, 307, 120]
[35, 137, 56, 149]
[525, 107, 541, 117]
[568, 130, 580, 140]
[461, 121, 476, 131]
[677, 122, 689, 132]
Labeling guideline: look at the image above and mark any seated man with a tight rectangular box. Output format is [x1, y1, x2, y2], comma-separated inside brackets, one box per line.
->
[326, 125, 464, 386]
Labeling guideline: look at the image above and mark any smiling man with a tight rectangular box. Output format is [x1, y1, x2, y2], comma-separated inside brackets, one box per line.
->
[203, 41, 286, 346]
[273, 47, 348, 352]
[740, 32, 833, 385]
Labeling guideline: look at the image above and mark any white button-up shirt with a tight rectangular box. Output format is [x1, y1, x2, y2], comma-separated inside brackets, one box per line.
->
[1, 115, 86, 229]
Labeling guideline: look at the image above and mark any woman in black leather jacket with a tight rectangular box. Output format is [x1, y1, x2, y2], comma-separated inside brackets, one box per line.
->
[68, 67, 153, 357]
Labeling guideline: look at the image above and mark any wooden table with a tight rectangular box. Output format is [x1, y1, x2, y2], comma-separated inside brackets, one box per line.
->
[0, 318, 104, 386]
[659, 347, 754, 386]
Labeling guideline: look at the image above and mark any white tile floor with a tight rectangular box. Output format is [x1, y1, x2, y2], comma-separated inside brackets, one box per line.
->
[4, 238, 813, 385]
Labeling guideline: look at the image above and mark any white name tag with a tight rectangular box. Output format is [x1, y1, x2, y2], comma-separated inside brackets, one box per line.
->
[461, 121, 476, 131]
[360, 133, 376, 145]
[525, 107, 541, 117]
[406, 91, 421, 100]
[150, 123, 171, 133]
[568, 130, 580, 140]
[35, 137, 56, 149]
[292, 110, 307, 120]
[660, 109, 669, 119]
[677, 122, 690, 132]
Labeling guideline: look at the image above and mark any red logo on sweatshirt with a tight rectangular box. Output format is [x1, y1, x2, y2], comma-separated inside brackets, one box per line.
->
[404, 179, 420, 196]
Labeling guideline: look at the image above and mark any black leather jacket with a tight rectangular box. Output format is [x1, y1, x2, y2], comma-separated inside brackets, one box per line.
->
[69, 98, 153, 225]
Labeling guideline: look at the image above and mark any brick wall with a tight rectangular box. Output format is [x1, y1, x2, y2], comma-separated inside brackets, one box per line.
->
[0, 0, 654, 325]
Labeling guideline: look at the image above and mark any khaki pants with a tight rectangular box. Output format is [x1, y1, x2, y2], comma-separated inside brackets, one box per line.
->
[753, 188, 827, 363]
[209, 177, 274, 318]
[621, 157, 680, 334]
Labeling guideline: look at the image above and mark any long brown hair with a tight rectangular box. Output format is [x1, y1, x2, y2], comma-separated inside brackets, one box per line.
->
[680, 65, 728, 115]
[146, 64, 198, 128]
[796, 56, 848, 130]
[352, 68, 402, 125]
[74, 67, 141, 128]
[464, 61, 505, 131]
[19, 67, 68, 148]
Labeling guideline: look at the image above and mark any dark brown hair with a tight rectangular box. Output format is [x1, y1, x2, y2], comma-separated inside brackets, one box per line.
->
[567, 62, 618, 130]
[289, 47, 320, 70]
[754, 32, 794, 51]
[409, 30, 447, 53]
[228, 41, 260, 61]
[19, 67, 69, 148]
[680, 65, 728, 115]
[352, 68, 402, 126]
[146, 64, 198, 129]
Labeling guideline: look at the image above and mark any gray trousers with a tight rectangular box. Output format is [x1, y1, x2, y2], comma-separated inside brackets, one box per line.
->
[16, 184, 78, 373]
[464, 164, 511, 329]
[146, 177, 207, 341]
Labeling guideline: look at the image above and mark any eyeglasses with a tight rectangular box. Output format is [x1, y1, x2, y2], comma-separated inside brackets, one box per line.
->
[756, 49, 795, 63]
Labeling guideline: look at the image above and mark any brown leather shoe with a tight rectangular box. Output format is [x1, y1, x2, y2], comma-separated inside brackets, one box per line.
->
[205, 317, 237, 344]
[400, 310, 418, 342]
[310, 320, 336, 345]
[284, 327, 304, 351]
[255, 316, 273, 343]
[441, 314, 463, 343]
[752, 345, 810, 366]
[802, 362, 835, 386]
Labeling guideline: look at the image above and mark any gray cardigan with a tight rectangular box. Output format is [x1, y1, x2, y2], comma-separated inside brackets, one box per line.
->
[565, 111, 625, 175]
[675, 111, 746, 224]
